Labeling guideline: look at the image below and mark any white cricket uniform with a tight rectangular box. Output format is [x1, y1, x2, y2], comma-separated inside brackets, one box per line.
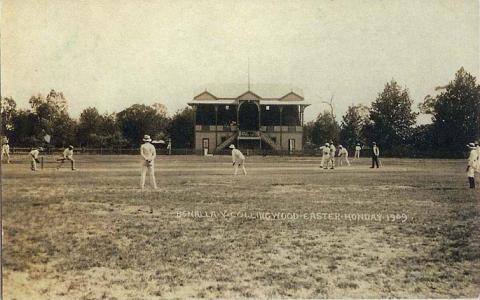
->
[30, 149, 40, 171]
[140, 142, 157, 189]
[232, 149, 247, 175]
[57, 148, 75, 170]
[354, 145, 361, 159]
[476, 146, 480, 171]
[338, 148, 350, 166]
[329, 145, 336, 168]
[467, 148, 477, 178]
[320, 146, 330, 168]
[2, 144, 10, 163]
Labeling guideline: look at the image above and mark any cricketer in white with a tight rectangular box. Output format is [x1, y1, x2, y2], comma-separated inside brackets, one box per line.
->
[140, 135, 157, 189]
[229, 144, 247, 176]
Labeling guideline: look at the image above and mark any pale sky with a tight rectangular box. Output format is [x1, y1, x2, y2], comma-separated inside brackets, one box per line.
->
[1, 0, 479, 123]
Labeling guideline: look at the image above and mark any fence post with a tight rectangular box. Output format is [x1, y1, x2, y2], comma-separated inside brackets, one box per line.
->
[41, 157, 44, 169]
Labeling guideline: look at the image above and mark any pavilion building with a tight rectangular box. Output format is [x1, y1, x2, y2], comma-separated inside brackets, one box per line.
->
[188, 84, 310, 154]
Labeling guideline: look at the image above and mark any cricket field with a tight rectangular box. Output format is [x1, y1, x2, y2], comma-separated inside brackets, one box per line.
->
[2, 155, 479, 299]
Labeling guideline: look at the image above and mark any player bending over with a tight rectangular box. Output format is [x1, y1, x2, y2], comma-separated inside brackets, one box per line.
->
[29, 147, 43, 171]
[56, 145, 76, 170]
[338, 145, 351, 166]
[230, 144, 247, 176]
[140, 135, 157, 189]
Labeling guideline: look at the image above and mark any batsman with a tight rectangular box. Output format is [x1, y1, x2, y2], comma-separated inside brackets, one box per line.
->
[230, 144, 247, 176]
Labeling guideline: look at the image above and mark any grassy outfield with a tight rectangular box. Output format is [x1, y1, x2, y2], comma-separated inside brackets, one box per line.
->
[2, 155, 479, 299]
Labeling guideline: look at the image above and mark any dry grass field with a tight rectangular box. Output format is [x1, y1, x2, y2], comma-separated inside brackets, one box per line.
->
[2, 154, 479, 299]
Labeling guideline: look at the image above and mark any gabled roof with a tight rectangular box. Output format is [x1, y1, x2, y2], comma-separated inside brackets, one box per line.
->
[279, 91, 304, 101]
[193, 83, 304, 99]
[236, 90, 262, 100]
[193, 91, 218, 100]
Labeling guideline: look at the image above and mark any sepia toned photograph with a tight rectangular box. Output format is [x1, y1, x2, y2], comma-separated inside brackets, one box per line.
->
[1, 0, 479, 299]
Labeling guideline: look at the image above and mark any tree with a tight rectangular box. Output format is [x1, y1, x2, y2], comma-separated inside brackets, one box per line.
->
[167, 107, 194, 148]
[77, 107, 103, 147]
[340, 104, 369, 148]
[368, 80, 417, 152]
[117, 104, 169, 147]
[304, 111, 340, 146]
[28, 90, 76, 147]
[1, 97, 17, 141]
[423, 68, 480, 157]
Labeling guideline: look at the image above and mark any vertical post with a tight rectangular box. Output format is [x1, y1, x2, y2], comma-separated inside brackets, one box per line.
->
[214, 105, 218, 153]
[258, 102, 262, 150]
[41, 157, 44, 169]
[192, 105, 197, 154]
[279, 106, 283, 154]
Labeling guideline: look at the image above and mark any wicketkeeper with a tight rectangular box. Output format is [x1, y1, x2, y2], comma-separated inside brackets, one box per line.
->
[56, 145, 76, 170]
[140, 135, 157, 189]
[29, 147, 43, 171]
[230, 144, 247, 175]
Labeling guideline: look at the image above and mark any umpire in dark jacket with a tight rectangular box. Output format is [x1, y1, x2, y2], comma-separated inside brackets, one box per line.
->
[370, 142, 380, 168]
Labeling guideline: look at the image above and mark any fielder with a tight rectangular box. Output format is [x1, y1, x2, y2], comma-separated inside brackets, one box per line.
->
[320, 143, 330, 169]
[140, 135, 157, 189]
[467, 142, 478, 189]
[229, 144, 247, 175]
[29, 147, 43, 171]
[2, 140, 10, 164]
[329, 142, 336, 169]
[56, 145, 76, 170]
[370, 142, 380, 168]
[354, 143, 361, 159]
[476, 141, 480, 172]
[338, 145, 350, 166]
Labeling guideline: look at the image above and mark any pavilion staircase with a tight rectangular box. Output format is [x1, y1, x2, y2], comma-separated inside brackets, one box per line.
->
[215, 132, 238, 152]
[260, 132, 281, 152]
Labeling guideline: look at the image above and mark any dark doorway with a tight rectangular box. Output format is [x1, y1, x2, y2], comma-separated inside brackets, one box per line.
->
[238, 102, 259, 131]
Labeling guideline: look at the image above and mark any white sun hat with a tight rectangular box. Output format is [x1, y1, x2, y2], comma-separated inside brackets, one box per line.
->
[143, 135, 152, 142]
[229, 144, 235, 149]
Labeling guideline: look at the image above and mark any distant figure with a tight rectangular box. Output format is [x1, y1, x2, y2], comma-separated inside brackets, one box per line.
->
[354, 143, 362, 159]
[329, 142, 336, 169]
[2, 140, 10, 164]
[320, 143, 330, 169]
[140, 135, 157, 189]
[29, 147, 43, 171]
[476, 141, 480, 172]
[56, 145, 76, 170]
[229, 144, 247, 176]
[338, 145, 350, 166]
[370, 142, 380, 168]
[467, 143, 478, 189]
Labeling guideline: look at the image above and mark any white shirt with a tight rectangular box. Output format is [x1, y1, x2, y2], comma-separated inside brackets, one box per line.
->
[468, 149, 477, 167]
[321, 146, 330, 156]
[30, 149, 40, 159]
[140, 142, 156, 161]
[2, 144, 9, 154]
[231, 149, 245, 162]
[373, 145, 380, 156]
[63, 148, 73, 159]
[355, 145, 361, 151]
[339, 148, 348, 157]
[329, 145, 336, 156]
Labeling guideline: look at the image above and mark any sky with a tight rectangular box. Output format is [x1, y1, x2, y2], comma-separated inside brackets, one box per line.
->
[1, 0, 479, 123]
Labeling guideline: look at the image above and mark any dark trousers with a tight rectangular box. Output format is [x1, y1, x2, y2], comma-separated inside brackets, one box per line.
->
[371, 156, 379, 168]
[469, 177, 475, 189]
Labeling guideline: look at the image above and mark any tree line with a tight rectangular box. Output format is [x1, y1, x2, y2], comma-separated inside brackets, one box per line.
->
[1, 68, 479, 157]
